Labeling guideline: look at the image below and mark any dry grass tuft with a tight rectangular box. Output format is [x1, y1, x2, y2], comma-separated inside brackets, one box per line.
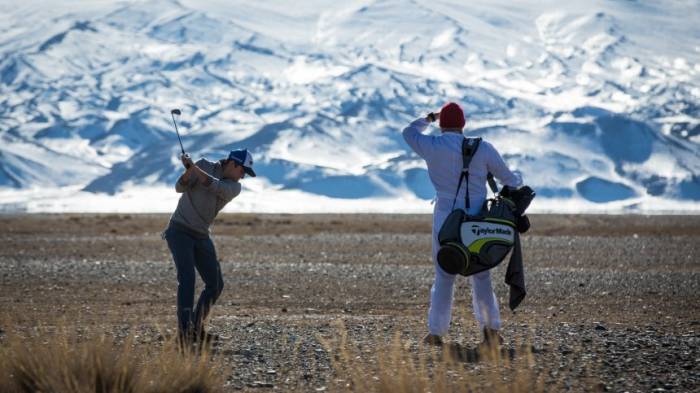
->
[0, 326, 222, 393]
[322, 321, 551, 393]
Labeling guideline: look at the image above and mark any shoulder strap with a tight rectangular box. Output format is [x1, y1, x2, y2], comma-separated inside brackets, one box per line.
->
[450, 137, 482, 211]
[462, 137, 481, 169]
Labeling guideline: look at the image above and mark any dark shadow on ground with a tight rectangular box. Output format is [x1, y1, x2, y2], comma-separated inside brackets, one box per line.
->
[441, 342, 528, 363]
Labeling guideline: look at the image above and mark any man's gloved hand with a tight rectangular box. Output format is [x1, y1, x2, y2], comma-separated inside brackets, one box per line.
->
[181, 153, 193, 169]
[499, 185, 535, 233]
[501, 185, 535, 217]
[500, 185, 519, 198]
[426, 112, 440, 123]
[516, 214, 531, 234]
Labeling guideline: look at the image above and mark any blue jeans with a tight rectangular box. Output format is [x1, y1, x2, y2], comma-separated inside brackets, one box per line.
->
[164, 225, 224, 335]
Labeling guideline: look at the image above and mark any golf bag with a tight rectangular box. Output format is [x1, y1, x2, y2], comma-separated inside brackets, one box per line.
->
[436, 138, 534, 276]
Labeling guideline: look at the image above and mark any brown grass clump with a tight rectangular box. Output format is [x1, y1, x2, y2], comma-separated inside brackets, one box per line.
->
[322, 321, 549, 393]
[0, 326, 222, 393]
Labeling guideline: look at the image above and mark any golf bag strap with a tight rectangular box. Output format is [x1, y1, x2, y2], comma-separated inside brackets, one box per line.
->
[487, 173, 499, 194]
[450, 171, 466, 211]
[450, 137, 482, 211]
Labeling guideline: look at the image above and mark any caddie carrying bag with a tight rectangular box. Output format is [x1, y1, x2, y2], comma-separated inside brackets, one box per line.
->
[436, 137, 524, 277]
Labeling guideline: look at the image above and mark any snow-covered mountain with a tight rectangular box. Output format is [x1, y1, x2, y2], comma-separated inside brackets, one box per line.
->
[1, 0, 699, 213]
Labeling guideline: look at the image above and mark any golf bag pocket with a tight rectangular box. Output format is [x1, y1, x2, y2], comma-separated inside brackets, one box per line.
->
[459, 219, 515, 274]
[437, 209, 470, 275]
[437, 199, 516, 276]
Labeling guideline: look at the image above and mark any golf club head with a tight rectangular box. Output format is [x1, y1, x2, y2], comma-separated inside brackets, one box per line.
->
[171, 108, 181, 115]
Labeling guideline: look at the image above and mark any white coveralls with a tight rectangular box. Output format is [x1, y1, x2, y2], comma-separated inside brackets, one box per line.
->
[403, 118, 522, 336]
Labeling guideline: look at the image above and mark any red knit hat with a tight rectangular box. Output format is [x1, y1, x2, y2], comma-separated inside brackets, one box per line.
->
[439, 102, 465, 130]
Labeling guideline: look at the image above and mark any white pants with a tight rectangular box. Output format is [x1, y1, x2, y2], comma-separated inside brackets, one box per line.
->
[428, 198, 501, 336]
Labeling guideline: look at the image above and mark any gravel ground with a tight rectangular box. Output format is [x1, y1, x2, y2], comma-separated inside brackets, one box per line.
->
[0, 213, 698, 392]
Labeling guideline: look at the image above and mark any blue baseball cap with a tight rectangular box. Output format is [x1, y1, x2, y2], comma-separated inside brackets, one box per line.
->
[227, 149, 256, 177]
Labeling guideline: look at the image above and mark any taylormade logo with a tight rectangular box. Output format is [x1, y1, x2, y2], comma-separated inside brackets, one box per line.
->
[471, 225, 512, 236]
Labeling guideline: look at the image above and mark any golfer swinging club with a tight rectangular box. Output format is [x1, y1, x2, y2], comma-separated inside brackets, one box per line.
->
[402, 102, 522, 346]
[163, 149, 256, 345]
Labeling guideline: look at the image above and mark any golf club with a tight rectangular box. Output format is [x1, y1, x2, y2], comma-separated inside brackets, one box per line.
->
[170, 108, 190, 166]
[170, 109, 186, 154]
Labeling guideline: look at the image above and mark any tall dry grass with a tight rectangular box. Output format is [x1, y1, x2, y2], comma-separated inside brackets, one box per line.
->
[0, 326, 222, 393]
[0, 321, 598, 392]
[322, 322, 555, 393]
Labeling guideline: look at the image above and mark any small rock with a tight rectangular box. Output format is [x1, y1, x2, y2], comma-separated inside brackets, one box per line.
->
[595, 323, 607, 331]
[249, 381, 274, 388]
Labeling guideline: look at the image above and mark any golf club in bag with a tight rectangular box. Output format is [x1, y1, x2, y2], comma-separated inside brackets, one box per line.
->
[170, 108, 191, 168]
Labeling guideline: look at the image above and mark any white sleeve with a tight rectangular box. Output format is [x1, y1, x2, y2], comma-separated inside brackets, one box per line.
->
[402, 118, 436, 159]
[484, 141, 522, 187]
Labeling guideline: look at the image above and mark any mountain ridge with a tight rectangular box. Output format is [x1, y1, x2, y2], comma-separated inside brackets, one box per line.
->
[0, 0, 698, 212]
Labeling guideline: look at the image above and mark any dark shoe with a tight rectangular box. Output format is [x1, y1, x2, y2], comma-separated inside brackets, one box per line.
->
[423, 334, 443, 347]
[176, 331, 196, 354]
[195, 328, 224, 351]
[199, 330, 220, 345]
[481, 327, 504, 347]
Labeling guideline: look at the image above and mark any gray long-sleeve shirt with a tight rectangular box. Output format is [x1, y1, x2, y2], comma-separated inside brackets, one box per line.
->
[169, 158, 241, 237]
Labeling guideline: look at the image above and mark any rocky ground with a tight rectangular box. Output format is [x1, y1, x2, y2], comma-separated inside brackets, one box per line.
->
[0, 214, 698, 392]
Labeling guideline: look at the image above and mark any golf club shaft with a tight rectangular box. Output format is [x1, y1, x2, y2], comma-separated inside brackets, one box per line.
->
[170, 112, 186, 155]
